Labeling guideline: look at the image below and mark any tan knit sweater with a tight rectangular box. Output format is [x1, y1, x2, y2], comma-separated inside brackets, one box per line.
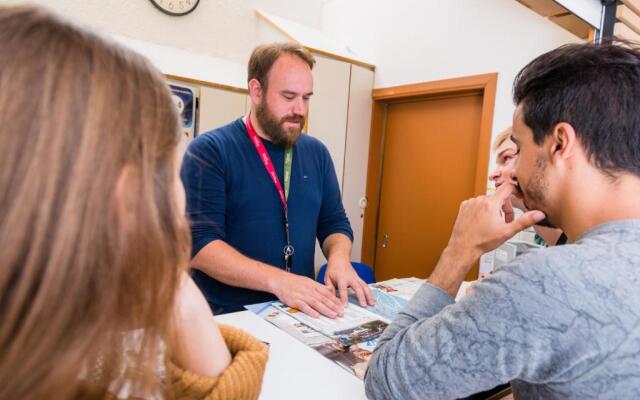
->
[85, 324, 269, 400]
[166, 324, 269, 399]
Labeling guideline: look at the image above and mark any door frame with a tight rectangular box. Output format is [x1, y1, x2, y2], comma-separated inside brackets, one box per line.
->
[361, 73, 498, 266]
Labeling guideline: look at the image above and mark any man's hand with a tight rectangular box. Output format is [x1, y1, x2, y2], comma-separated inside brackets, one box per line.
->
[508, 193, 527, 213]
[270, 272, 345, 318]
[324, 259, 376, 307]
[428, 183, 545, 297]
[448, 182, 545, 257]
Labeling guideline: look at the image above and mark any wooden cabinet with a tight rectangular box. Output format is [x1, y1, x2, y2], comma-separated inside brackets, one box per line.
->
[198, 86, 248, 134]
[307, 55, 374, 269]
[307, 55, 351, 191]
[342, 65, 374, 263]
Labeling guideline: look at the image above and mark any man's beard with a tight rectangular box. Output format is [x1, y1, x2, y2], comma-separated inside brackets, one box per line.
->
[518, 154, 557, 228]
[255, 101, 305, 147]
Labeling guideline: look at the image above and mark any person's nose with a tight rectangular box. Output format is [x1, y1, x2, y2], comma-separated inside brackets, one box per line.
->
[489, 167, 501, 182]
[292, 97, 305, 116]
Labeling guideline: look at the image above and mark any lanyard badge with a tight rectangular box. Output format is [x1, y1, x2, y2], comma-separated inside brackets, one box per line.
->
[245, 114, 295, 272]
[283, 214, 295, 272]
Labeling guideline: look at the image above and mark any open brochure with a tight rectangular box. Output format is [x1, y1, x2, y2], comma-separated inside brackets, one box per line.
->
[245, 277, 424, 378]
[348, 287, 408, 321]
[246, 302, 381, 379]
[369, 277, 425, 301]
[271, 301, 388, 337]
[244, 277, 475, 378]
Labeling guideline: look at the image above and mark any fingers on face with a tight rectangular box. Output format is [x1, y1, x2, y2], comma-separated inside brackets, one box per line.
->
[501, 211, 543, 240]
[494, 181, 517, 201]
[502, 201, 515, 223]
[516, 210, 546, 230]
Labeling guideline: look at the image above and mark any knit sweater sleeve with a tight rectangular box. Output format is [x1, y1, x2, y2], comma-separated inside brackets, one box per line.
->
[166, 324, 268, 400]
[364, 248, 606, 400]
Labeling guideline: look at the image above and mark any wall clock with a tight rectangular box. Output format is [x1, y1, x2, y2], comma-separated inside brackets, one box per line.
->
[148, 0, 200, 17]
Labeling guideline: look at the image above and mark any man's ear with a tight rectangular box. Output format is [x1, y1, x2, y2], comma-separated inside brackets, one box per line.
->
[248, 78, 263, 106]
[548, 122, 577, 164]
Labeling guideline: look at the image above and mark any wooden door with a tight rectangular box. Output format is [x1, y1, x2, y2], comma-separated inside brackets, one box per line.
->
[374, 92, 483, 281]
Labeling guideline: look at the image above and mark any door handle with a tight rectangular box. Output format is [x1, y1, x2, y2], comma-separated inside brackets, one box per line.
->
[382, 234, 389, 248]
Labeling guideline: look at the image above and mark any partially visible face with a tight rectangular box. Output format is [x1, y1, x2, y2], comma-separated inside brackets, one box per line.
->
[489, 138, 518, 188]
[512, 105, 556, 228]
[256, 54, 313, 146]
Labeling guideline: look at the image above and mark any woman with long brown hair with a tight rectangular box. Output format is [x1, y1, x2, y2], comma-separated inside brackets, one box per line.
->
[0, 6, 267, 400]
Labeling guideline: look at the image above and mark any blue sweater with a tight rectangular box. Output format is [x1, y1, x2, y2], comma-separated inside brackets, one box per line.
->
[180, 118, 353, 310]
[365, 220, 640, 399]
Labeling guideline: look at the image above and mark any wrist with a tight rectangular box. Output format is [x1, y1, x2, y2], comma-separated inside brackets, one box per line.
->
[445, 239, 482, 264]
[323, 234, 352, 265]
[265, 265, 287, 295]
[428, 245, 479, 297]
[326, 254, 350, 267]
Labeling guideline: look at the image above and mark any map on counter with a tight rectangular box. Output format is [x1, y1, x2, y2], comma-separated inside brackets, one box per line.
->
[271, 301, 386, 337]
[371, 277, 425, 300]
[348, 287, 408, 321]
[247, 302, 378, 379]
[244, 277, 461, 380]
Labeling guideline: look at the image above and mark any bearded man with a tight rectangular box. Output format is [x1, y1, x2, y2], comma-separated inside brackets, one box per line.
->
[181, 42, 374, 316]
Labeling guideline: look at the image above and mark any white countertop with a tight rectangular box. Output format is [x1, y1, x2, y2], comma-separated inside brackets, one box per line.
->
[216, 310, 367, 400]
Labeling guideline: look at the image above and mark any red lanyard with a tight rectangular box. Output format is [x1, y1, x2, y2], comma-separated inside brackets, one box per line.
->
[245, 114, 288, 211]
[245, 114, 295, 271]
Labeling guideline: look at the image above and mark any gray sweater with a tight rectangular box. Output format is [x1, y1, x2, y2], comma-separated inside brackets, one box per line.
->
[365, 220, 640, 399]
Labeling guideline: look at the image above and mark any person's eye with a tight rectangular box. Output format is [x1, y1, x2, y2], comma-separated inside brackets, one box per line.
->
[283, 94, 295, 100]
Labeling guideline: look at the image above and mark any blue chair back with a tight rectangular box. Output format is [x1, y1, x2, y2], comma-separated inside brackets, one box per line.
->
[316, 261, 376, 284]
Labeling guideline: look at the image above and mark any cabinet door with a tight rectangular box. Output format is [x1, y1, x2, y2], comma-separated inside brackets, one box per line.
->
[342, 65, 374, 262]
[198, 87, 247, 134]
[307, 55, 351, 272]
[307, 55, 351, 191]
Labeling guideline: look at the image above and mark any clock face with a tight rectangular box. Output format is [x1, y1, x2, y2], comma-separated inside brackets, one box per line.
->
[148, 0, 200, 16]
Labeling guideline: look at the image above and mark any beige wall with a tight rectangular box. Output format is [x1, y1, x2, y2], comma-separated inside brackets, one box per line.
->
[322, 0, 584, 177]
[0, 0, 324, 65]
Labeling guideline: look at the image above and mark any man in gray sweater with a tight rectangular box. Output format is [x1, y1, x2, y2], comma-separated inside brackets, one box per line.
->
[365, 42, 640, 399]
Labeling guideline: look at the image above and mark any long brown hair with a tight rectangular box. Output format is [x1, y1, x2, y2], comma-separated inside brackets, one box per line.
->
[0, 6, 190, 399]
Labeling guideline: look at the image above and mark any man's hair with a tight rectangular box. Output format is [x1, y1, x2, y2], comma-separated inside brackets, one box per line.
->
[513, 41, 640, 177]
[492, 127, 514, 153]
[248, 42, 315, 90]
